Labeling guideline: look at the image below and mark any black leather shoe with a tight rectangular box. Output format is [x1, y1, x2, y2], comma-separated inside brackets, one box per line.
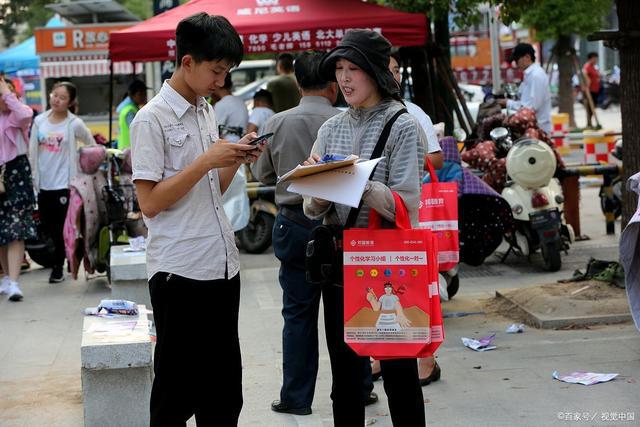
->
[271, 400, 312, 415]
[419, 361, 441, 386]
[365, 392, 378, 406]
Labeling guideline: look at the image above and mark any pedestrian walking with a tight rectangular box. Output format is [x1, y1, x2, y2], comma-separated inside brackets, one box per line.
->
[498, 43, 552, 134]
[304, 29, 426, 427]
[0, 78, 36, 302]
[252, 51, 377, 416]
[130, 13, 264, 426]
[582, 52, 601, 129]
[267, 53, 301, 113]
[29, 81, 95, 283]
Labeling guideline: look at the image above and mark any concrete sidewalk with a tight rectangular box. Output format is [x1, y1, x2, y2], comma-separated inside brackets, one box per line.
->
[0, 187, 638, 427]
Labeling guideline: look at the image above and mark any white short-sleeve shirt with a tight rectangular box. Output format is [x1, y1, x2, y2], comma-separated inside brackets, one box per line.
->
[406, 101, 441, 154]
[131, 81, 240, 281]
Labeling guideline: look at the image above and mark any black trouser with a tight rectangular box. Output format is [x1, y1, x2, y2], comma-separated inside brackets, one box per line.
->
[149, 272, 243, 426]
[322, 282, 425, 427]
[38, 189, 69, 269]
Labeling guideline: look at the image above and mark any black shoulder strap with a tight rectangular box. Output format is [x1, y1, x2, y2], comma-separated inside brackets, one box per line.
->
[344, 108, 407, 229]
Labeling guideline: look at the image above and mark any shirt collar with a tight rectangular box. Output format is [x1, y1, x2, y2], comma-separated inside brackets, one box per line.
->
[299, 95, 333, 106]
[524, 63, 538, 76]
[159, 80, 209, 119]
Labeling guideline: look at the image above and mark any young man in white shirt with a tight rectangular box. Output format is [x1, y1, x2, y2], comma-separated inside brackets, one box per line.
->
[130, 13, 264, 426]
[498, 43, 552, 134]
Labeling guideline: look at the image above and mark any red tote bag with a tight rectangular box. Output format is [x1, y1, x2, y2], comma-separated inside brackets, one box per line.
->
[343, 194, 437, 359]
[416, 232, 445, 357]
[419, 159, 460, 272]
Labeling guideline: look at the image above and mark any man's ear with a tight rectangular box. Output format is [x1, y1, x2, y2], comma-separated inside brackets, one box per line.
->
[181, 54, 193, 72]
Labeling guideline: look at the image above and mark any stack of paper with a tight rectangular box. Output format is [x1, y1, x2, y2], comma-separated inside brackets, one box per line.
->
[281, 156, 384, 208]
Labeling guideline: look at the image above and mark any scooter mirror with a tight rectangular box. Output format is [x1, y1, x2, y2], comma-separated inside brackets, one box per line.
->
[490, 127, 509, 141]
[453, 128, 467, 142]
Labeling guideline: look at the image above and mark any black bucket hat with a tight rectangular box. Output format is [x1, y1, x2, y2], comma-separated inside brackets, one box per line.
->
[319, 29, 399, 98]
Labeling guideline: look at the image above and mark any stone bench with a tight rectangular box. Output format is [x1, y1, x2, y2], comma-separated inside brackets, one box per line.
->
[110, 246, 150, 309]
[81, 306, 153, 427]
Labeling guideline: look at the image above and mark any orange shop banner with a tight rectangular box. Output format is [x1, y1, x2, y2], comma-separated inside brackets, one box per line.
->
[35, 24, 133, 55]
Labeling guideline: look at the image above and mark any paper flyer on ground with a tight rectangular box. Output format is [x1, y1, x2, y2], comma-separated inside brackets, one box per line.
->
[286, 158, 384, 208]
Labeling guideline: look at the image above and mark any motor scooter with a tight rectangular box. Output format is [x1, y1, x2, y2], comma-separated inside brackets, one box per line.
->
[492, 127, 575, 271]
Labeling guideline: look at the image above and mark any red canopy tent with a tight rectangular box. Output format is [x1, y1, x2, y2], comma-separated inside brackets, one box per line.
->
[110, 0, 427, 62]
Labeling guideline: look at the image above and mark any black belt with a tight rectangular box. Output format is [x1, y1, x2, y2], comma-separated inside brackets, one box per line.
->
[280, 205, 314, 229]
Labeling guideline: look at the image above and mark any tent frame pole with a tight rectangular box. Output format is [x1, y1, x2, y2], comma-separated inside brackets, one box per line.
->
[108, 61, 114, 145]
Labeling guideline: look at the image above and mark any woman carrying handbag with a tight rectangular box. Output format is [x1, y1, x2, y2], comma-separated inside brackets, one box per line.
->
[303, 29, 426, 427]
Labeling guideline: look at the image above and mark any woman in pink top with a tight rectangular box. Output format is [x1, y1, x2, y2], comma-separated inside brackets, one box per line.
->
[0, 78, 36, 302]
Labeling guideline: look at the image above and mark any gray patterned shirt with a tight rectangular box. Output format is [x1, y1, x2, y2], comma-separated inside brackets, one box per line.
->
[303, 99, 425, 227]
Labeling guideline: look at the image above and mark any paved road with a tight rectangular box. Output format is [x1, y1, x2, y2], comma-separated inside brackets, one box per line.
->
[0, 187, 637, 427]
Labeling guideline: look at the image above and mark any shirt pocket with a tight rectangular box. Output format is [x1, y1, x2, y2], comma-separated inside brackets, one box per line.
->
[165, 132, 191, 171]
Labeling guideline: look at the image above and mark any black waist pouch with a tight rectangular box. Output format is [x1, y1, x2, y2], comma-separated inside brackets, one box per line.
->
[305, 225, 343, 285]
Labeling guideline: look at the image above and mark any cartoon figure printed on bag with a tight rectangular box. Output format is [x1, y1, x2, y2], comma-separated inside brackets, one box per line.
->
[366, 282, 412, 331]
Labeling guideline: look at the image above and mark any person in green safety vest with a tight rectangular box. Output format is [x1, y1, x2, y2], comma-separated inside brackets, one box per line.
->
[117, 80, 148, 149]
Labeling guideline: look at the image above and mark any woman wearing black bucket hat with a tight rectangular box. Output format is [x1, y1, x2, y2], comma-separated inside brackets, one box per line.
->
[303, 29, 426, 426]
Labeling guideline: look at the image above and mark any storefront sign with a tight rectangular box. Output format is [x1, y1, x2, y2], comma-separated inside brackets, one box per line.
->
[35, 24, 133, 54]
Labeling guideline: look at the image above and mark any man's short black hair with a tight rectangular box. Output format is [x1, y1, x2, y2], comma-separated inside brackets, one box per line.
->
[253, 89, 273, 106]
[294, 51, 329, 91]
[277, 52, 295, 72]
[587, 52, 599, 60]
[128, 79, 148, 96]
[176, 13, 243, 68]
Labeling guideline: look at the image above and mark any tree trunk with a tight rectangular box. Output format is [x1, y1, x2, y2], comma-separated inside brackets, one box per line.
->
[555, 35, 576, 128]
[617, 0, 640, 227]
[433, 13, 455, 135]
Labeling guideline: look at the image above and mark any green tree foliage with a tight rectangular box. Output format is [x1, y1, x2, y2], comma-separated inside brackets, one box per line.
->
[496, 0, 612, 39]
[376, 0, 485, 31]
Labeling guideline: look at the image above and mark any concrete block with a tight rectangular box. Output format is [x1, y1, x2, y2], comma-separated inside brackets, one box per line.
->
[110, 246, 147, 281]
[110, 246, 150, 308]
[82, 367, 152, 427]
[81, 306, 153, 427]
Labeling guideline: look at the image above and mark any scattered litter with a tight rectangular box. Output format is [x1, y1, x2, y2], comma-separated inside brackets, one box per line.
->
[506, 323, 525, 333]
[503, 378, 510, 381]
[473, 366, 482, 369]
[552, 371, 619, 386]
[365, 418, 377, 425]
[124, 236, 146, 252]
[571, 285, 591, 296]
[461, 334, 496, 352]
[84, 299, 139, 316]
[444, 311, 485, 318]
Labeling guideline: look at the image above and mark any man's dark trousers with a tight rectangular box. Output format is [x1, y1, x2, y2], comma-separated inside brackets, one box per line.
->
[272, 205, 322, 408]
[149, 272, 243, 426]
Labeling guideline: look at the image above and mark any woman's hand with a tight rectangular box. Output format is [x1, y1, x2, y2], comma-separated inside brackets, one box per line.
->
[0, 79, 11, 96]
[303, 153, 321, 166]
[366, 289, 377, 303]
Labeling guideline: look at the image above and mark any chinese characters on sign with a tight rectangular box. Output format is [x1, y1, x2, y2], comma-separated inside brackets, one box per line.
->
[241, 27, 382, 53]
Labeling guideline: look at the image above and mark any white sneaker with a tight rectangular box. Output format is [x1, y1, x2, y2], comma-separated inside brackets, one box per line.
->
[0, 276, 10, 295]
[7, 281, 23, 302]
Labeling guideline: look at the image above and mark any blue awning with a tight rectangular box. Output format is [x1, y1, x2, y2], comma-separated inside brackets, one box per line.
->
[0, 16, 64, 74]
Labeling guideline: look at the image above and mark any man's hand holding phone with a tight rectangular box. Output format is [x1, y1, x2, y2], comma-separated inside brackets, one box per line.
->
[238, 132, 272, 163]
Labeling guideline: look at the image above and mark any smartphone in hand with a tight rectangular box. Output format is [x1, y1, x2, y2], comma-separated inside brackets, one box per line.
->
[248, 132, 274, 146]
